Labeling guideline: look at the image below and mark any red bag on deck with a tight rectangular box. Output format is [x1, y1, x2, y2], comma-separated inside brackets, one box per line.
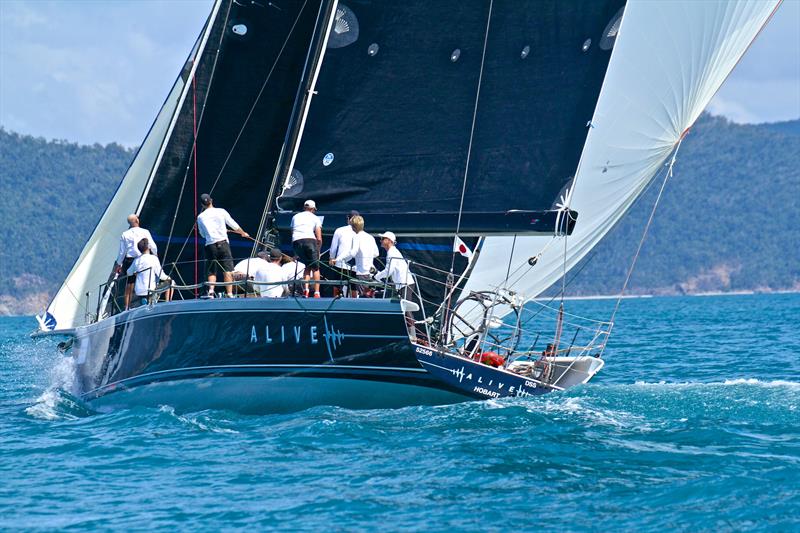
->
[479, 351, 505, 368]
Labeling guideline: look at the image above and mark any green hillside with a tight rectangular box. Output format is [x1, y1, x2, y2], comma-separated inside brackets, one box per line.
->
[564, 114, 800, 296]
[0, 114, 798, 314]
[0, 129, 133, 314]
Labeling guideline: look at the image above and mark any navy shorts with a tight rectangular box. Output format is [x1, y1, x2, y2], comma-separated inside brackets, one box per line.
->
[293, 239, 320, 270]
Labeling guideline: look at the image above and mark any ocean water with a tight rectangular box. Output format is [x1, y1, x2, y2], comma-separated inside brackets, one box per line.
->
[1, 293, 798, 531]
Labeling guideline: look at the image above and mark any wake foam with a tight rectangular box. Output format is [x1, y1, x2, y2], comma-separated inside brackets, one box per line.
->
[25, 354, 90, 420]
[158, 405, 240, 434]
[632, 378, 800, 389]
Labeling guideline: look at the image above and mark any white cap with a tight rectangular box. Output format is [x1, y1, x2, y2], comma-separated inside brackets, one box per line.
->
[378, 231, 397, 243]
[304, 199, 316, 209]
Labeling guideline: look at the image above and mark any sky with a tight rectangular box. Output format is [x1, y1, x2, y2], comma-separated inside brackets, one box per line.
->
[1, 0, 798, 147]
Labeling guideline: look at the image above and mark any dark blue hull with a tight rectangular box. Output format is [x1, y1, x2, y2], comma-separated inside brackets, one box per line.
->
[72, 298, 473, 412]
[413, 345, 552, 400]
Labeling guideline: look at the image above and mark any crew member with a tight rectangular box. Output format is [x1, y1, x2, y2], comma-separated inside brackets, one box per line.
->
[290, 199, 322, 298]
[254, 248, 289, 298]
[233, 251, 270, 296]
[328, 210, 358, 297]
[127, 238, 172, 307]
[115, 214, 158, 310]
[374, 231, 415, 299]
[375, 231, 417, 339]
[280, 254, 305, 296]
[334, 215, 378, 297]
[196, 193, 250, 298]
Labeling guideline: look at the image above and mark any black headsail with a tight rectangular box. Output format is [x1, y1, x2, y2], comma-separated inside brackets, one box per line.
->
[137, 0, 325, 286]
[275, 0, 625, 237]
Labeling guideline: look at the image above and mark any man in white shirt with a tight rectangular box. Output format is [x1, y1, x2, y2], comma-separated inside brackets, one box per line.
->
[233, 251, 270, 296]
[126, 238, 172, 307]
[115, 214, 158, 310]
[254, 248, 289, 298]
[280, 255, 305, 296]
[328, 210, 358, 297]
[196, 193, 250, 298]
[334, 215, 378, 297]
[374, 231, 415, 299]
[290, 199, 323, 298]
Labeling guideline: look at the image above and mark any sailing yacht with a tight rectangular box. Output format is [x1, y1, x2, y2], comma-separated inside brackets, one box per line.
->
[36, 0, 780, 413]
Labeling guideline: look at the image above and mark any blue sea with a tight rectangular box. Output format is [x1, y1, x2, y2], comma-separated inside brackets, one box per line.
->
[1, 293, 798, 531]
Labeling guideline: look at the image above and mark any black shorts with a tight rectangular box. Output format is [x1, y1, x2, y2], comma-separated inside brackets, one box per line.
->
[293, 239, 320, 269]
[205, 241, 234, 276]
[121, 257, 135, 285]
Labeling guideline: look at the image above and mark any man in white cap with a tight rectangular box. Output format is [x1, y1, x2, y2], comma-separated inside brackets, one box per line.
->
[197, 193, 250, 297]
[290, 199, 323, 297]
[374, 231, 415, 299]
[115, 214, 158, 310]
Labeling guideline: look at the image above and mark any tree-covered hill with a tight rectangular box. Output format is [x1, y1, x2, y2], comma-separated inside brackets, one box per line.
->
[561, 114, 800, 296]
[0, 128, 133, 314]
[0, 114, 798, 315]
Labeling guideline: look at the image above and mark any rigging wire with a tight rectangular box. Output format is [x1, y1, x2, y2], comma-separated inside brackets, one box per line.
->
[608, 136, 685, 328]
[256, 0, 326, 255]
[192, 75, 199, 295]
[450, 0, 493, 274]
[503, 235, 517, 285]
[206, 0, 311, 197]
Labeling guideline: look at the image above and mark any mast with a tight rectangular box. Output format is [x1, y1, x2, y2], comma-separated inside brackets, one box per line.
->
[254, 0, 337, 246]
[274, 0, 340, 213]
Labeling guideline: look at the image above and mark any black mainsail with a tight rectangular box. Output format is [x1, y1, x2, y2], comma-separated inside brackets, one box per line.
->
[276, 0, 625, 235]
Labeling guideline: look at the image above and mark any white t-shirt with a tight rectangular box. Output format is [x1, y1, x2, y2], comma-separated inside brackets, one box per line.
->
[337, 231, 379, 276]
[197, 207, 240, 245]
[117, 227, 157, 264]
[127, 253, 169, 297]
[330, 224, 356, 268]
[255, 262, 289, 298]
[290, 210, 322, 242]
[281, 260, 305, 280]
[233, 257, 270, 278]
[375, 245, 414, 289]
